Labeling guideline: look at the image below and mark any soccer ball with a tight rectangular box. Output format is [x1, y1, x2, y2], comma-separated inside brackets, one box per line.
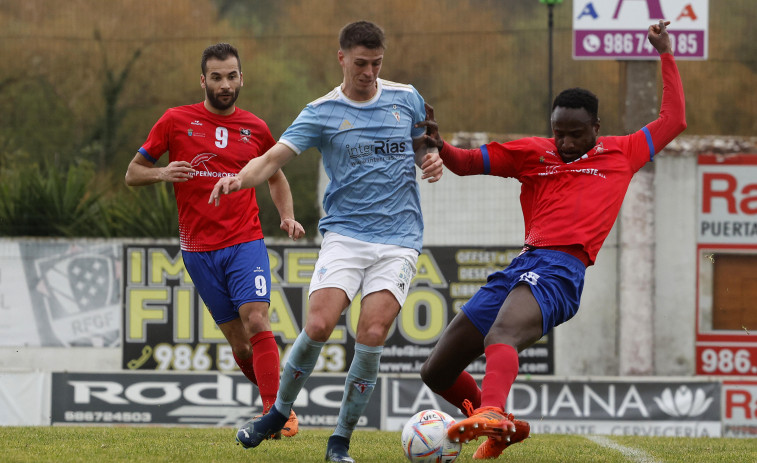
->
[401, 409, 461, 463]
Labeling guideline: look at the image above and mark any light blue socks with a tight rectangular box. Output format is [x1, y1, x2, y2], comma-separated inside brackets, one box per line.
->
[273, 330, 325, 414]
[333, 343, 382, 439]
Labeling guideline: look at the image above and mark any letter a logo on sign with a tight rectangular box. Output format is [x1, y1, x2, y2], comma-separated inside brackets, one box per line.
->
[677, 4, 698, 21]
[577, 2, 599, 20]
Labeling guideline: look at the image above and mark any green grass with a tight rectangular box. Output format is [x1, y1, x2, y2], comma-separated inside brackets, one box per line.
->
[0, 427, 754, 463]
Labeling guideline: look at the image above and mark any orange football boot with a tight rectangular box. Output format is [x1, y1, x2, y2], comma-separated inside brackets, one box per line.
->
[281, 409, 299, 437]
[472, 413, 530, 459]
[447, 405, 515, 445]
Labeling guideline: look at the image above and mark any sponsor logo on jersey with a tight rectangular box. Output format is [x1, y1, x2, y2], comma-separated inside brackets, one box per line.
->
[191, 120, 203, 126]
[346, 140, 408, 160]
[188, 153, 236, 178]
[191, 153, 216, 171]
[338, 119, 353, 131]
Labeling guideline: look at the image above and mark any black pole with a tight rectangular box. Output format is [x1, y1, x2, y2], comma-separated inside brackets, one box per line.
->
[547, 3, 554, 136]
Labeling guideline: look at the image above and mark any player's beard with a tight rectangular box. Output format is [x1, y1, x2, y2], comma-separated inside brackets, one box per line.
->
[206, 87, 240, 112]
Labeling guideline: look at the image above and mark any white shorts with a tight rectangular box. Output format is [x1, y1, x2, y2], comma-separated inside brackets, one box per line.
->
[309, 232, 418, 306]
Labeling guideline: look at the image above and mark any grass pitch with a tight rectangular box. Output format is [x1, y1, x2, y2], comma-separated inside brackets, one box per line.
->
[0, 427, 753, 463]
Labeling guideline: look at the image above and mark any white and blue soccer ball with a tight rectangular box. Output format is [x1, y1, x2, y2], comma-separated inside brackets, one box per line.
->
[401, 409, 461, 463]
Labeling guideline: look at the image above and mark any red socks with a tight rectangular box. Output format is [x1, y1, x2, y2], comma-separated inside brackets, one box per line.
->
[233, 331, 281, 413]
[250, 331, 280, 413]
[437, 371, 482, 414]
[480, 344, 519, 411]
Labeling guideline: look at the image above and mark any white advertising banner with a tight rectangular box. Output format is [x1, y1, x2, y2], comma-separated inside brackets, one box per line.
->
[0, 239, 122, 347]
[0, 372, 50, 425]
[0, 241, 40, 346]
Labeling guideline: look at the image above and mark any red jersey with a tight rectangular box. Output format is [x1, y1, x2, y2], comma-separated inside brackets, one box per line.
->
[441, 54, 686, 266]
[139, 102, 276, 252]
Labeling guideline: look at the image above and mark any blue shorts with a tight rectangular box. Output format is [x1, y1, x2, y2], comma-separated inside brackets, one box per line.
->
[182, 240, 271, 324]
[461, 249, 585, 336]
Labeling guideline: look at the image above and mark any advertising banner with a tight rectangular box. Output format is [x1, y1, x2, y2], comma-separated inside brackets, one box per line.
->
[0, 372, 50, 425]
[0, 240, 121, 347]
[695, 154, 757, 376]
[386, 377, 721, 437]
[51, 371, 380, 429]
[722, 380, 757, 438]
[122, 245, 553, 375]
[573, 0, 708, 60]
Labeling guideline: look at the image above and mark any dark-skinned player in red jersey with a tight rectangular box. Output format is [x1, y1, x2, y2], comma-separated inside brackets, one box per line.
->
[416, 20, 686, 460]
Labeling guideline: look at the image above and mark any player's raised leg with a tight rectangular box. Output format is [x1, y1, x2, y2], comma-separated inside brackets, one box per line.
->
[446, 284, 542, 453]
[421, 311, 486, 414]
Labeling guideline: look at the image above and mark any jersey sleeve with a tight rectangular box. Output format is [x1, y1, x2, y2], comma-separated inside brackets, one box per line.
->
[624, 53, 687, 172]
[483, 139, 532, 178]
[138, 109, 174, 163]
[440, 138, 528, 178]
[409, 86, 427, 139]
[279, 105, 322, 155]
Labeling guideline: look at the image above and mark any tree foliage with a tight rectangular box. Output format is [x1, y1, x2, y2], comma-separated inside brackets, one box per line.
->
[0, 0, 755, 238]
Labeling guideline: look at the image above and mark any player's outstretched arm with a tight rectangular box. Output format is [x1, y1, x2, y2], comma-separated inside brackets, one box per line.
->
[125, 154, 194, 186]
[642, 20, 687, 154]
[209, 142, 297, 206]
[268, 169, 305, 240]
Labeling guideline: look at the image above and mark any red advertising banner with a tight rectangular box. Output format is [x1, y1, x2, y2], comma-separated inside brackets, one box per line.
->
[696, 154, 757, 377]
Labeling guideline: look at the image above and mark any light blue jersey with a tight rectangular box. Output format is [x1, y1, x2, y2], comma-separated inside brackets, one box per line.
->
[280, 78, 427, 252]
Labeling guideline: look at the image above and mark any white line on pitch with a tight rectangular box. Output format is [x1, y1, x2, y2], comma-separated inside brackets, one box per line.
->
[585, 435, 661, 463]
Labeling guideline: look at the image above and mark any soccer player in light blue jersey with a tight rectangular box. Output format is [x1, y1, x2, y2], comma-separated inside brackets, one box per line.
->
[210, 20, 443, 463]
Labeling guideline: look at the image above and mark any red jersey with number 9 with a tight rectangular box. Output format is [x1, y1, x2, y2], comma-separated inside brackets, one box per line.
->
[139, 103, 275, 252]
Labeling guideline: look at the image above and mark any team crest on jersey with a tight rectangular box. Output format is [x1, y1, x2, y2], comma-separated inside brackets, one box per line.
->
[392, 110, 400, 122]
[238, 127, 252, 144]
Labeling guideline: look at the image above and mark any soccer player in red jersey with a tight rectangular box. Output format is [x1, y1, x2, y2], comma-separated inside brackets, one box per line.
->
[418, 21, 686, 459]
[125, 43, 304, 437]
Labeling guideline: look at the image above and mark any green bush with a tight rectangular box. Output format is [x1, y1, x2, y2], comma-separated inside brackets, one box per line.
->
[0, 161, 179, 238]
[0, 161, 106, 236]
[107, 182, 179, 238]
